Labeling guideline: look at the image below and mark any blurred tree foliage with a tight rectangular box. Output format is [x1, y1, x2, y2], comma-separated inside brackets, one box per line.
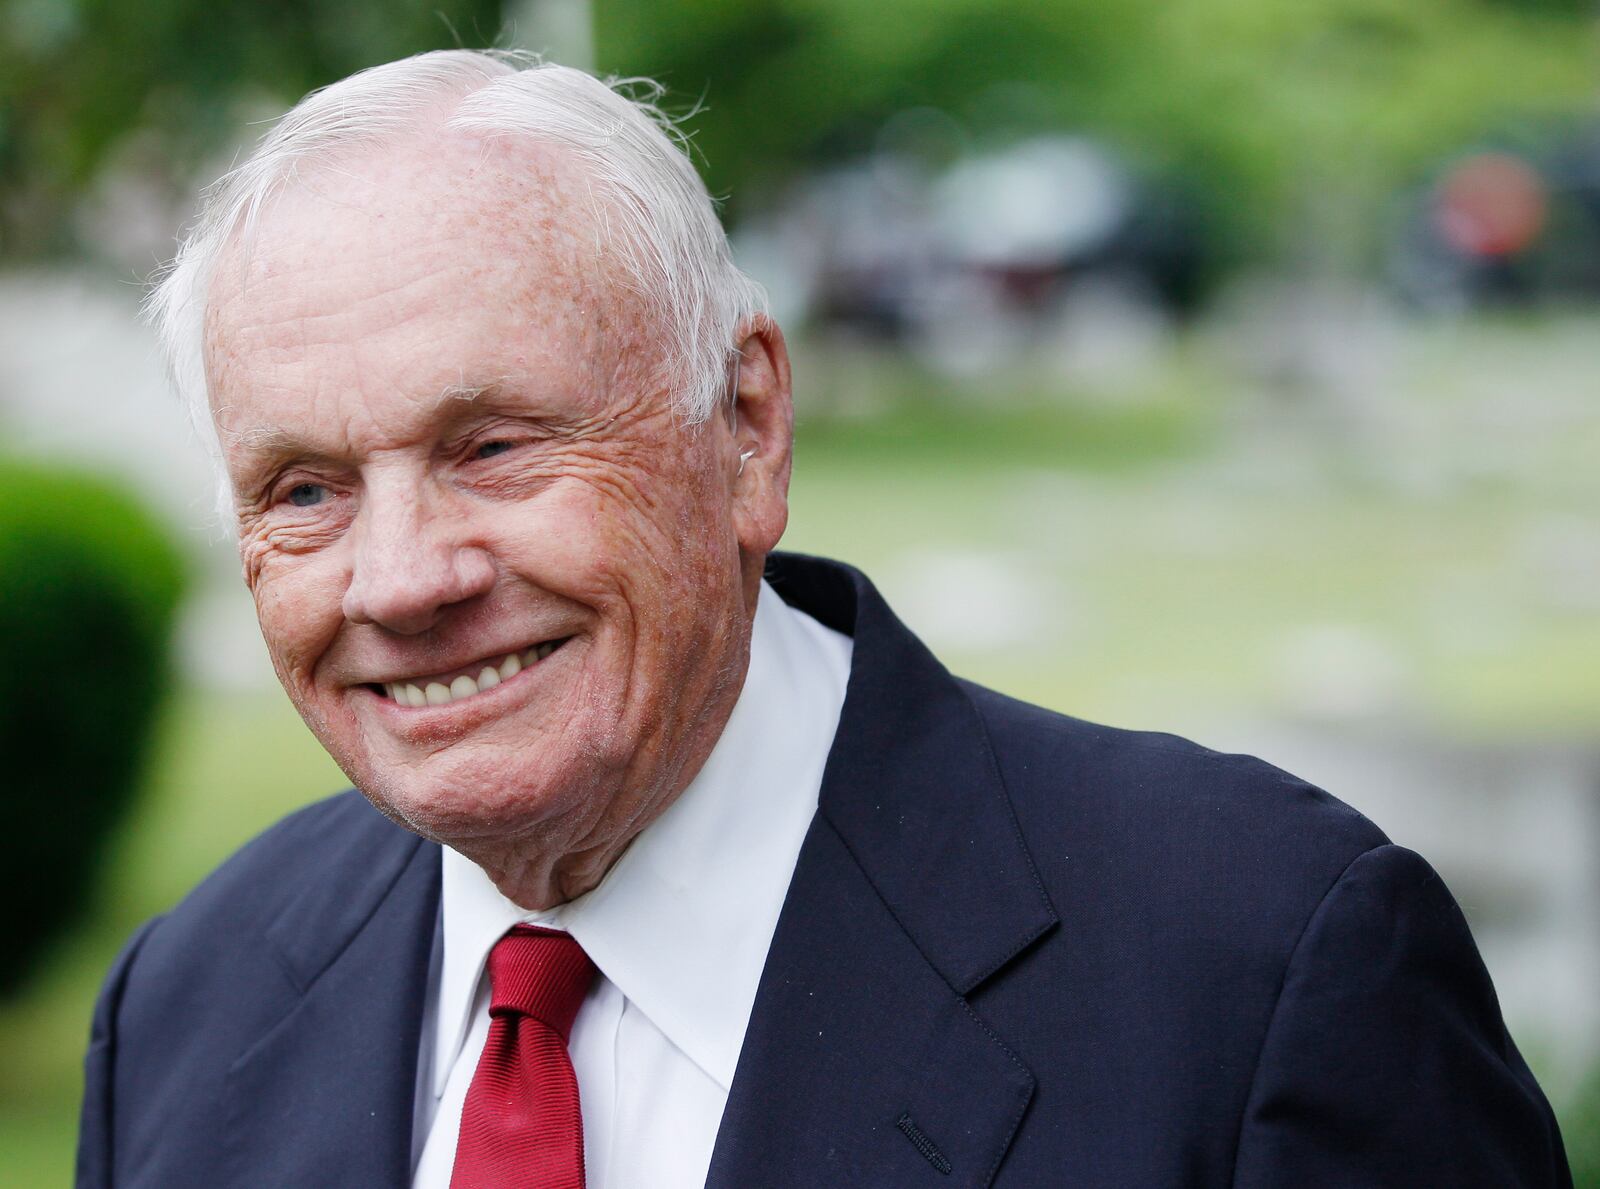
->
[594, 0, 1597, 273]
[0, 461, 184, 996]
[0, 0, 1593, 275]
[0, 0, 503, 258]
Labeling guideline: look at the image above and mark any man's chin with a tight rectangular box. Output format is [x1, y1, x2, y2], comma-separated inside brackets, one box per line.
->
[350, 763, 604, 851]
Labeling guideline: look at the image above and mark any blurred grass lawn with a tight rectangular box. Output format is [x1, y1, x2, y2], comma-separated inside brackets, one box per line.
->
[4, 322, 1597, 1183]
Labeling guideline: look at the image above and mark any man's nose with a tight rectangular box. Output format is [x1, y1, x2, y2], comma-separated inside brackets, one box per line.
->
[341, 491, 496, 634]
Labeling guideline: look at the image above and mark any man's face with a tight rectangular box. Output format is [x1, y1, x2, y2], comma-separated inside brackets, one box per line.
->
[204, 135, 782, 873]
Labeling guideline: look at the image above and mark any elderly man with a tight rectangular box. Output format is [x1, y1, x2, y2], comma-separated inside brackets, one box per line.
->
[78, 50, 1568, 1189]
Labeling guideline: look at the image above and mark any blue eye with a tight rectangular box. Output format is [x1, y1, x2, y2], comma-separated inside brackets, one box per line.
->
[476, 440, 515, 460]
[287, 483, 327, 507]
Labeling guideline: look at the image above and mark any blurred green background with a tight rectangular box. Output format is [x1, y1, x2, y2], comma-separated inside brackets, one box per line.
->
[2, 0, 1598, 1183]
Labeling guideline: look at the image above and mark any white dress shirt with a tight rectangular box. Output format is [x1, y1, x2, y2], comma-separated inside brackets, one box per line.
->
[411, 582, 853, 1188]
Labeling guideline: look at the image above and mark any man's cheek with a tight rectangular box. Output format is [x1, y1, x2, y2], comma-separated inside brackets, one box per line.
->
[499, 494, 644, 601]
[254, 572, 342, 686]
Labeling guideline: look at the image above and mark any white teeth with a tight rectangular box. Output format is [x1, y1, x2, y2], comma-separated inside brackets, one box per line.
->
[388, 641, 563, 710]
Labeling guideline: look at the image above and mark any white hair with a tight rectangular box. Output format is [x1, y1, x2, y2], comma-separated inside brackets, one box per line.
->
[147, 49, 768, 518]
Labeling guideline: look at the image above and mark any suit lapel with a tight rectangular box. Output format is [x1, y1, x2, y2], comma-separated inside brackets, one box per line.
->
[706, 819, 1037, 1189]
[708, 556, 1058, 1188]
[223, 811, 440, 1187]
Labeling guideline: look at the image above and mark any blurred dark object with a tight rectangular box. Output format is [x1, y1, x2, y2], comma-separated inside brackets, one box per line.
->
[603, 0, 1595, 300]
[737, 134, 1204, 361]
[0, 460, 184, 996]
[0, 0, 504, 260]
[1390, 120, 1600, 310]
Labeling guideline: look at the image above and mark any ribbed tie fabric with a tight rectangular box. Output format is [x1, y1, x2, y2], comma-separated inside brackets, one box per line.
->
[450, 925, 597, 1189]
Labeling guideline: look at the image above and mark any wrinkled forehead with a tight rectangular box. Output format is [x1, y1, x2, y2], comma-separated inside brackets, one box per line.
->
[202, 127, 656, 399]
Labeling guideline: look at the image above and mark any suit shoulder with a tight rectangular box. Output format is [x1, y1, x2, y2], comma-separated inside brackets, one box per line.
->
[959, 680, 1388, 898]
[105, 789, 427, 1048]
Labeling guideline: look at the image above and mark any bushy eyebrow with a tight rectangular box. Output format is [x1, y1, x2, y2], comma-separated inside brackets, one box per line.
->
[225, 425, 321, 482]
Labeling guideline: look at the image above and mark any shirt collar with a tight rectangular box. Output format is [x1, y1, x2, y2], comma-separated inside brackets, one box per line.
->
[434, 581, 852, 1094]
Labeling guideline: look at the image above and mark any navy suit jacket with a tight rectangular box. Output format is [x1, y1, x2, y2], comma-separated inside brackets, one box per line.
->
[78, 553, 1570, 1187]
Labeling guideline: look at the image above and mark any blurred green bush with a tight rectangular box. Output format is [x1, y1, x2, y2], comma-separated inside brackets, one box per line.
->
[1570, 1062, 1600, 1189]
[0, 460, 184, 997]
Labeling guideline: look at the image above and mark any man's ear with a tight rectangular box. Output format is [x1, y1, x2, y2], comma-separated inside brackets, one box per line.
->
[728, 314, 794, 563]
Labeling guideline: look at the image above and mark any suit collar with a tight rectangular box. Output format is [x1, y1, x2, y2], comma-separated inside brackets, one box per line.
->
[262, 797, 436, 992]
[229, 796, 440, 1186]
[431, 580, 852, 1095]
[706, 554, 1056, 1186]
[765, 552, 1058, 993]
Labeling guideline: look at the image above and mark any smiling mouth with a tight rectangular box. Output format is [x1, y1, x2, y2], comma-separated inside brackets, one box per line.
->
[372, 637, 572, 708]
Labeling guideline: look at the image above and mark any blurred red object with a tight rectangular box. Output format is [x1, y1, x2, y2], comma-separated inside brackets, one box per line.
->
[1433, 152, 1548, 258]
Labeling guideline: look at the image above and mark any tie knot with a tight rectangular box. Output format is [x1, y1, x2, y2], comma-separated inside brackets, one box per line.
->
[485, 925, 596, 1040]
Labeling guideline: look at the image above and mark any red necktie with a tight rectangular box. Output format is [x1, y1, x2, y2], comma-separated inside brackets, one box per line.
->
[450, 925, 597, 1189]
